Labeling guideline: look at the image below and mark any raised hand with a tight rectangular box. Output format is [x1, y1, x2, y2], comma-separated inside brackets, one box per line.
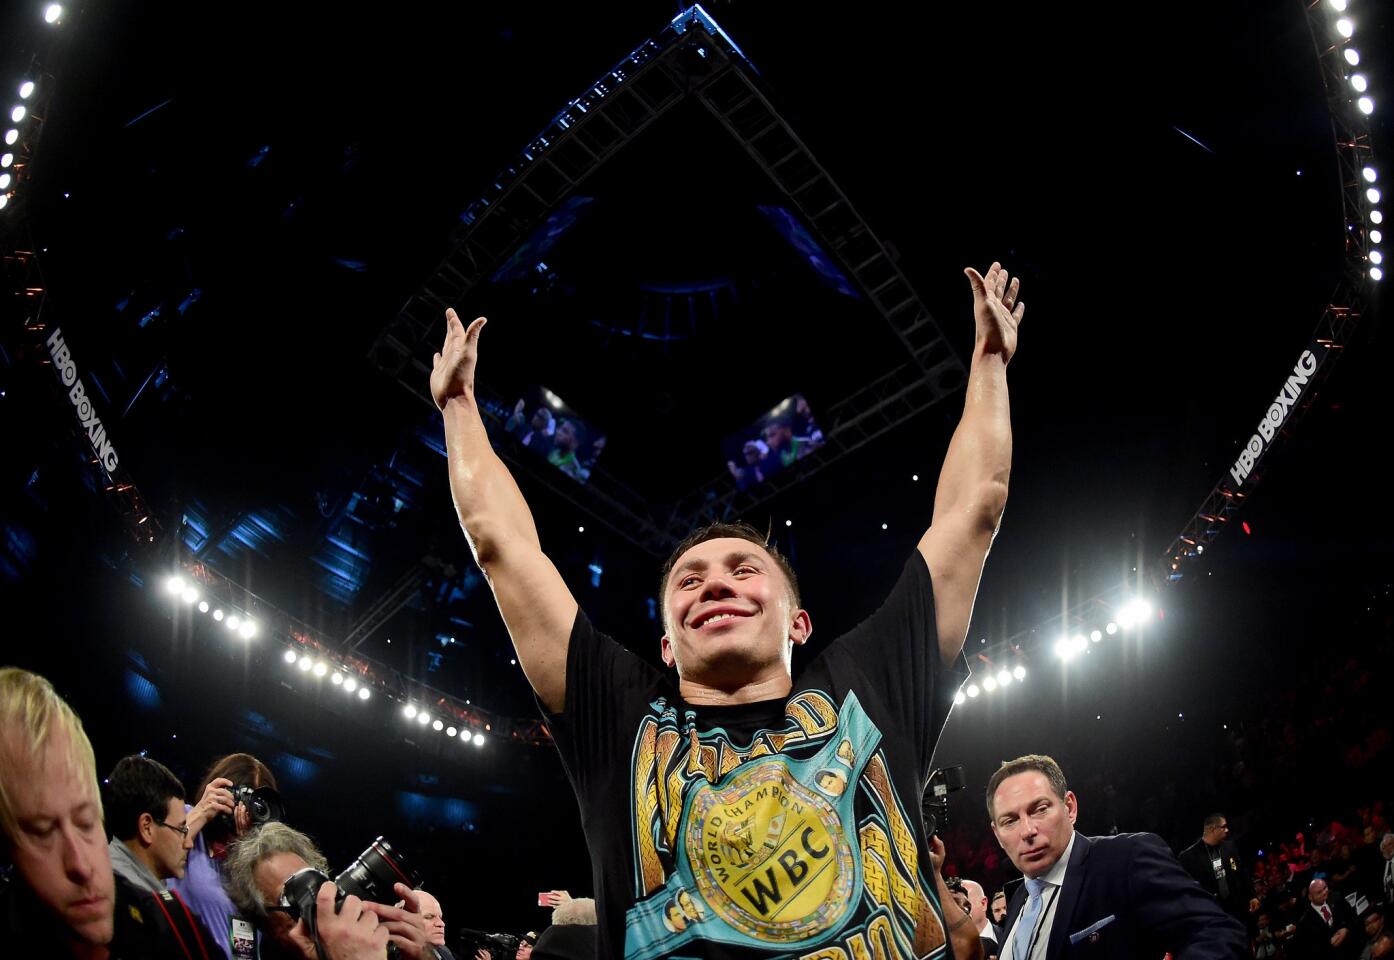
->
[430, 308, 487, 411]
[185, 776, 235, 837]
[963, 261, 1025, 363]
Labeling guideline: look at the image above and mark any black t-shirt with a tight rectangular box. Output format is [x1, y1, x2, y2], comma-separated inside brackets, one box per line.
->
[545, 552, 968, 959]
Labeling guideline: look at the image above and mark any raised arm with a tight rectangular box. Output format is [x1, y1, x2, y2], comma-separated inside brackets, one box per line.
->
[917, 262, 1021, 667]
[431, 309, 577, 712]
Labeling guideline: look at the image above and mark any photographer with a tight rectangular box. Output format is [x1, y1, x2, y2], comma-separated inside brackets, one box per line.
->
[224, 821, 434, 960]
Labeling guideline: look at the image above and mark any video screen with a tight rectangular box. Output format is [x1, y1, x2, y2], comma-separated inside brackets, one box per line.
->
[500, 385, 606, 485]
[757, 205, 861, 300]
[722, 393, 825, 491]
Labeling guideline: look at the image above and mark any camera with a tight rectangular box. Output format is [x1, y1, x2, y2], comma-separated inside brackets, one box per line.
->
[216, 784, 284, 834]
[278, 837, 422, 958]
[921, 763, 967, 840]
[458, 929, 522, 960]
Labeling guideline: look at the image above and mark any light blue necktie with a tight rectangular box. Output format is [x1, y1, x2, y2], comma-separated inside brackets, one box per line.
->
[1013, 877, 1047, 960]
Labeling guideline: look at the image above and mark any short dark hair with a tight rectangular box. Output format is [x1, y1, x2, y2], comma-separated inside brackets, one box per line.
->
[1204, 813, 1227, 831]
[985, 754, 1069, 821]
[105, 755, 185, 841]
[657, 522, 801, 627]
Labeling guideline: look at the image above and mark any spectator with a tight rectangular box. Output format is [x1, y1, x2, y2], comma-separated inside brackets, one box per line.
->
[104, 755, 201, 896]
[960, 878, 1002, 957]
[1295, 877, 1360, 959]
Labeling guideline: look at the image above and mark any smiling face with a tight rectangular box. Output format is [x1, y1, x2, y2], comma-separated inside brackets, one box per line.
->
[660, 538, 810, 693]
[990, 771, 1078, 879]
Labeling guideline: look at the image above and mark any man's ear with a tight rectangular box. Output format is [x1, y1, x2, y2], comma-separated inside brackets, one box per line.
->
[660, 634, 676, 669]
[1065, 790, 1079, 826]
[138, 811, 156, 846]
[789, 609, 812, 647]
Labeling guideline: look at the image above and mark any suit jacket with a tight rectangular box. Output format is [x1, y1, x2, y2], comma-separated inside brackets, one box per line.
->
[1178, 837, 1254, 915]
[1293, 894, 1362, 959]
[1000, 832, 1248, 959]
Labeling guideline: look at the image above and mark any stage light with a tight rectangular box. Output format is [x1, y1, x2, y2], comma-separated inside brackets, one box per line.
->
[997, 669, 1012, 687]
[212, 609, 224, 621]
[510, 659, 516, 666]
[417, 712, 430, 726]
[239, 620, 257, 639]
[1336, 18, 1354, 39]
[165, 575, 184, 595]
[1373, 267, 1385, 281]
[4, 129, 17, 145]
[1090, 629, 1102, 643]
[10, 106, 25, 124]
[1358, 97, 1375, 116]
[1106, 622, 1118, 635]
[331, 672, 343, 685]
[1344, 48, 1361, 66]
[0, 173, 10, 190]
[1352, 75, 1369, 94]
[358, 687, 370, 700]
[1013, 665, 1026, 681]
[0, 194, 8, 211]
[283, 649, 297, 664]
[297, 657, 312, 673]
[1373, 210, 1385, 224]
[1371, 230, 1383, 243]
[982, 676, 997, 692]
[198, 601, 209, 613]
[344, 677, 357, 693]
[954, 690, 967, 705]
[966, 684, 980, 698]
[432, 719, 443, 731]
[785, 519, 792, 527]
[473, 733, 485, 746]
[226, 615, 241, 631]
[881, 523, 888, 530]
[1196, 544, 1205, 555]
[44, 4, 63, 24]
[1054, 635, 1072, 659]
[446, 726, 457, 737]
[1328, 0, 1347, 11]
[404, 704, 417, 719]
[1372, 250, 1384, 265]
[1, 153, 12, 167]
[312, 662, 327, 678]
[912, 474, 919, 481]
[1363, 166, 1378, 184]
[181, 587, 198, 604]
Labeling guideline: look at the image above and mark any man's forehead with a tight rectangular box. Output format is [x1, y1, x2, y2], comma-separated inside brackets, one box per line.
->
[4, 738, 95, 816]
[668, 539, 777, 581]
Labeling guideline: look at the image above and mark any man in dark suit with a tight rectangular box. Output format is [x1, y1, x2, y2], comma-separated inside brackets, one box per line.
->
[988, 754, 1248, 959]
[1293, 878, 1361, 959]
[1179, 813, 1259, 924]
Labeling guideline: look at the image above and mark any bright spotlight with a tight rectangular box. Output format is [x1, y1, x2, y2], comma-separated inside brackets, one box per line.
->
[982, 676, 998, 693]
[404, 704, 417, 719]
[0, 173, 10, 190]
[1373, 210, 1385, 225]
[1352, 75, 1369, 94]
[1072, 634, 1088, 654]
[1358, 97, 1375, 116]
[1054, 635, 1073, 659]
[296, 657, 312, 673]
[331, 672, 343, 685]
[1344, 48, 1360, 66]
[43, 4, 63, 24]
[18, 81, 34, 100]
[358, 687, 370, 700]
[446, 726, 457, 737]
[10, 106, 25, 124]
[1328, 0, 1347, 11]
[966, 684, 981, 698]
[212, 608, 224, 621]
[997, 669, 1012, 687]
[1106, 622, 1118, 635]
[417, 712, 430, 726]
[181, 587, 199, 604]
[473, 733, 485, 746]
[312, 662, 327, 678]
[198, 601, 209, 613]
[226, 615, 241, 631]
[1336, 18, 1354, 39]
[954, 690, 967, 705]
[343, 677, 357, 693]
[1, 153, 12, 167]
[1373, 267, 1385, 281]
[4, 129, 18, 145]
[165, 575, 185, 595]
[1372, 250, 1384, 265]
[1372, 230, 1383, 244]
[283, 649, 297, 664]
[239, 620, 257, 639]
[432, 720, 444, 731]
[1090, 629, 1102, 643]
[1013, 665, 1026, 681]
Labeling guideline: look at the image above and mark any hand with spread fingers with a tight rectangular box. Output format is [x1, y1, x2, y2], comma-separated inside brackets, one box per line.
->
[964, 261, 1026, 363]
[430, 308, 487, 411]
[185, 776, 236, 837]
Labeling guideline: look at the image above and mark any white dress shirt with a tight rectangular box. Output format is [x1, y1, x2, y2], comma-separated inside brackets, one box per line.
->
[1000, 832, 1077, 960]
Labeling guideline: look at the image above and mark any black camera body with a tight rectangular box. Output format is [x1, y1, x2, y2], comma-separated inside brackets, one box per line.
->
[278, 838, 422, 959]
[215, 784, 284, 835]
[921, 763, 967, 840]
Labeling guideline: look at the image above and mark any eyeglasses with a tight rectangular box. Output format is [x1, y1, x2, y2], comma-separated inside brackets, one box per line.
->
[154, 818, 190, 838]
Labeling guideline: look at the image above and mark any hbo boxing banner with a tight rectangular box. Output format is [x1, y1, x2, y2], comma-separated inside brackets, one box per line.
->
[1228, 342, 1326, 490]
[45, 327, 120, 475]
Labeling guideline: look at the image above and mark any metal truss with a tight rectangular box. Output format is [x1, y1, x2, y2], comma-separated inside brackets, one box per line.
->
[368, 5, 965, 557]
